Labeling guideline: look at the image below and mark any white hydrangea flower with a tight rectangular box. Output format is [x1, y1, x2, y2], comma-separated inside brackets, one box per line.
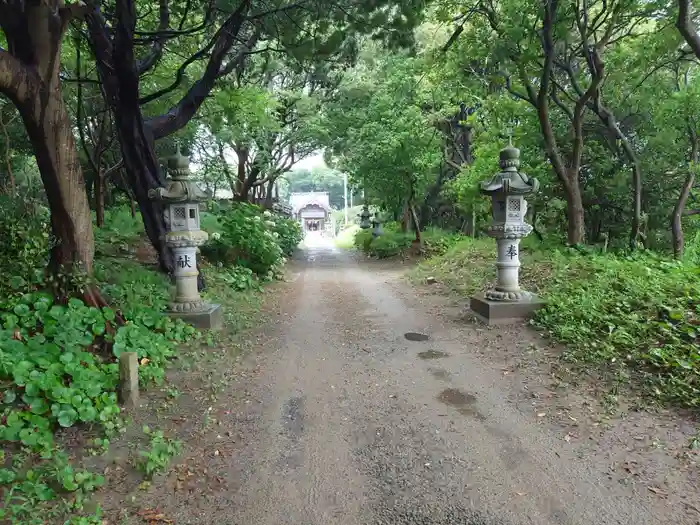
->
[263, 210, 272, 217]
[272, 232, 280, 238]
[211, 232, 221, 240]
[265, 220, 276, 228]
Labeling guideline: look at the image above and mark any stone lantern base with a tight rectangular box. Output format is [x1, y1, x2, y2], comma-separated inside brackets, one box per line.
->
[165, 303, 223, 330]
[469, 294, 544, 325]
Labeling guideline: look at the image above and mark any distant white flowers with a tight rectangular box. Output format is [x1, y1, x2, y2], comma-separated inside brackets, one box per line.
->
[211, 232, 221, 241]
[263, 210, 272, 218]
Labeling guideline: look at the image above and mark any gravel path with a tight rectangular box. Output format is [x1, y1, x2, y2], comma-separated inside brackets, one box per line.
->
[148, 235, 697, 525]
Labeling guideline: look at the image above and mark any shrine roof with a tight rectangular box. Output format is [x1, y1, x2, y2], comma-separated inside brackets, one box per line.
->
[289, 192, 331, 213]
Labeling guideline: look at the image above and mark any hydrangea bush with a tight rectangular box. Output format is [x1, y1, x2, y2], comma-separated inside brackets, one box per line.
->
[200, 203, 301, 277]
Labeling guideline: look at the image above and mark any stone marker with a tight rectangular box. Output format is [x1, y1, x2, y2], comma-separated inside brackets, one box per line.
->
[148, 146, 223, 330]
[119, 352, 139, 408]
[469, 142, 545, 324]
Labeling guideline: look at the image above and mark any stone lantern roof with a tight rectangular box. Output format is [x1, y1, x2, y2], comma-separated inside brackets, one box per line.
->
[149, 146, 210, 203]
[480, 143, 539, 196]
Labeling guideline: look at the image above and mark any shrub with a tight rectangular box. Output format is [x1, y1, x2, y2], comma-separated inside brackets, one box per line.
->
[421, 227, 464, 256]
[354, 228, 374, 252]
[367, 233, 413, 258]
[0, 196, 50, 299]
[269, 212, 303, 256]
[200, 203, 283, 277]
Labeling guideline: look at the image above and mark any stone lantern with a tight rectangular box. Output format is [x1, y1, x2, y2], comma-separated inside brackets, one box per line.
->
[371, 213, 383, 238]
[359, 204, 371, 229]
[469, 143, 544, 324]
[148, 147, 222, 330]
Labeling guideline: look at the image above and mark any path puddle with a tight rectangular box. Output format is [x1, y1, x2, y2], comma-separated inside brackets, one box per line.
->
[437, 388, 486, 421]
[404, 332, 430, 342]
[417, 349, 449, 360]
[430, 368, 450, 381]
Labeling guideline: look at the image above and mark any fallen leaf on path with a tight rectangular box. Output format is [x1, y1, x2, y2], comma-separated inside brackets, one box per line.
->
[515, 492, 527, 496]
[647, 486, 668, 497]
[137, 508, 174, 523]
[537, 412, 546, 417]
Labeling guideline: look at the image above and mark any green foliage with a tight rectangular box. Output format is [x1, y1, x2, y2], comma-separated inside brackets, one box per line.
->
[211, 266, 260, 292]
[200, 203, 288, 277]
[136, 425, 182, 479]
[93, 206, 143, 252]
[367, 233, 413, 258]
[420, 228, 464, 256]
[410, 237, 496, 297]
[0, 295, 121, 452]
[535, 253, 700, 407]
[0, 196, 50, 299]
[96, 259, 170, 314]
[0, 448, 104, 524]
[269, 212, 304, 256]
[335, 225, 361, 249]
[353, 228, 374, 252]
[319, 51, 441, 216]
[354, 228, 413, 258]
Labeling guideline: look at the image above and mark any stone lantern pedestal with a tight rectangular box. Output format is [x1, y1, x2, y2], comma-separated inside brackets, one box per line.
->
[149, 147, 222, 330]
[469, 144, 545, 325]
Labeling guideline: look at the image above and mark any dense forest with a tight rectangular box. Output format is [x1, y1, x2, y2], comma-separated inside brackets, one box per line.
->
[1, 0, 700, 522]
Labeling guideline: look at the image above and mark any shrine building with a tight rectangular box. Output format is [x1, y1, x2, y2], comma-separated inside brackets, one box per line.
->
[289, 192, 332, 232]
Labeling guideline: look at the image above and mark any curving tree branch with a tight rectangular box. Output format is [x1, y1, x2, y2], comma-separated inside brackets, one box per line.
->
[677, 0, 700, 59]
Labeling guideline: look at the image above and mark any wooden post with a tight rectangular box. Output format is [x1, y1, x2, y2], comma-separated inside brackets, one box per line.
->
[119, 352, 139, 408]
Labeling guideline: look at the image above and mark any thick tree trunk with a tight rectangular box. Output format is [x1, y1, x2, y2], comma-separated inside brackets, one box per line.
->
[565, 174, 586, 245]
[112, 111, 173, 273]
[20, 96, 95, 273]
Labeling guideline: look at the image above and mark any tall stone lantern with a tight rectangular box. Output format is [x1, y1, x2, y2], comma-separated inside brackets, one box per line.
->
[148, 147, 222, 330]
[359, 205, 371, 229]
[469, 143, 544, 324]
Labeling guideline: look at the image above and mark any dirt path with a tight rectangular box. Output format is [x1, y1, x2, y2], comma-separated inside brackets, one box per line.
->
[117, 236, 699, 525]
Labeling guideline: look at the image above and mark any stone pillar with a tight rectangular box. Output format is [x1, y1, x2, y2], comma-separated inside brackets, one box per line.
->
[469, 143, 544, 324]
[172, 245, 200, 304]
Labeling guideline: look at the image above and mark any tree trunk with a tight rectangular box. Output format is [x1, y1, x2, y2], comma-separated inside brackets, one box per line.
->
[20, 96, 95, 275]
[264, 179, 274, 208]
[95, 171, 105, 228]
[112, 111, 173, 273]
[672, 169, 697, 259]
[565, 173, 586, 245]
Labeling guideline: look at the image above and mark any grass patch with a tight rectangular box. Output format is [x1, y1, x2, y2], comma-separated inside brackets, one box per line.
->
[411, 238, 700, 408]
[335, 225, 361, 249]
